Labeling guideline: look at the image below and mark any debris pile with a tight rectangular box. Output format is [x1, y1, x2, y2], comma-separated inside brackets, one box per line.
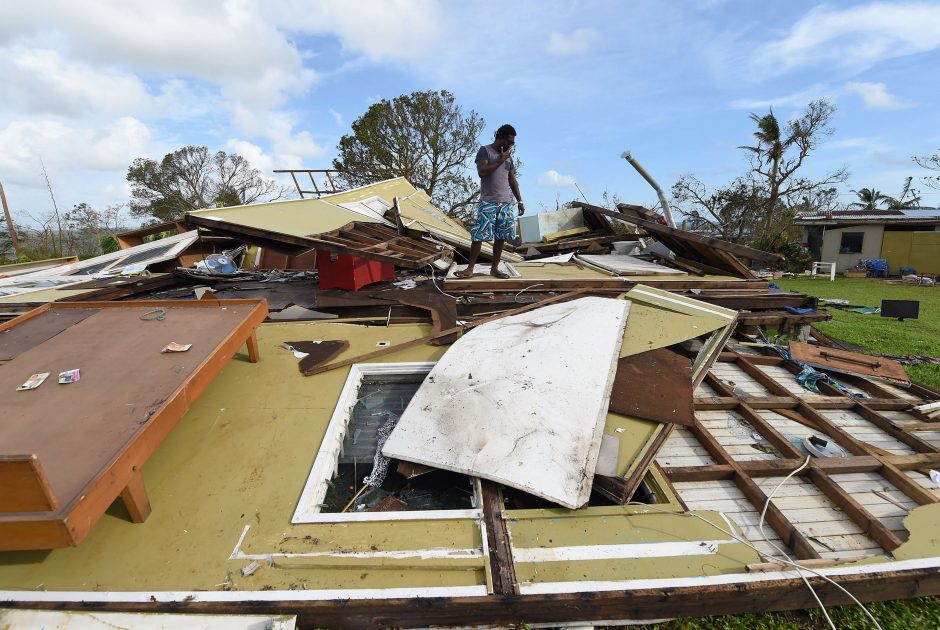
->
[5, 177, 939, 627]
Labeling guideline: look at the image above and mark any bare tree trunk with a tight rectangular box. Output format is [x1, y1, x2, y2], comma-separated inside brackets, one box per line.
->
[39, 158, 64, 256]
[0, 178, 19, 258]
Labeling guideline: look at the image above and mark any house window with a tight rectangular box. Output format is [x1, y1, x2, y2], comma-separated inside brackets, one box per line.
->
[839, 232, 864, 254]
[292, 362, 482, 523]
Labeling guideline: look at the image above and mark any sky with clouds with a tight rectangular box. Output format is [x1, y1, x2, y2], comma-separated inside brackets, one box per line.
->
[3, 0, 940, 228]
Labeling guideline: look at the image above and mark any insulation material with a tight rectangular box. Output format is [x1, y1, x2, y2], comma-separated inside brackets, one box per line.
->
[382, 296, 630, 508]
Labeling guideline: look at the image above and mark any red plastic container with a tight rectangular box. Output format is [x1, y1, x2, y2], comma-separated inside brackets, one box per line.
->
[317, 252, 395, 291]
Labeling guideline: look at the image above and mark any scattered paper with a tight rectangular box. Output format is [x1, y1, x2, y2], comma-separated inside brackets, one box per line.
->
[58, 369, 81, 384]
[930, 470, 940, 488]
[283, 341, 319, 359]
[241, 560, 262, 576]
[17, 373, 50, 391]
[162, 342, 193, 353]
[393, 279, 418, 289]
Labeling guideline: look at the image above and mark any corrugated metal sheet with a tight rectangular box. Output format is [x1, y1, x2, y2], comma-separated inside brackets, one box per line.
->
[796, 207, 940, 224]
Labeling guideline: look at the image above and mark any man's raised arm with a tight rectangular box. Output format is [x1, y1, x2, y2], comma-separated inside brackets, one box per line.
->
[477, 148, 509, 178]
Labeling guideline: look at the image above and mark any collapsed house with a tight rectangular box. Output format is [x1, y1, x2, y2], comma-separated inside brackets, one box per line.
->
[1, 178, 939, 628]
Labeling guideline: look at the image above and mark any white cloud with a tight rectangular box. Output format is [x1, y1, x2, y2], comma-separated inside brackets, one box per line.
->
[731, 84, 830, 110]
[752, 2, 940, 77]
[547, 28, 598, 56]
[844, 82, 913, 110]
[272, 0, 447, 62]
[329, 108, 344, 126]
[0, 117, 153, 182]
[537, 170, 577, 188]
[226, 139, 276, 176]
[2, 1, 318, 110]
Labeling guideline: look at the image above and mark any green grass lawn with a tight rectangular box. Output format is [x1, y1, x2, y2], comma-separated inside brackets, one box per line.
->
[777, 277, 940, 389]
[637, 278, 940, 629]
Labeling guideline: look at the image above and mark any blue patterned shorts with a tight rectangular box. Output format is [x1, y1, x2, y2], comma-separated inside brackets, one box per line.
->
[470, 202, 517, 242]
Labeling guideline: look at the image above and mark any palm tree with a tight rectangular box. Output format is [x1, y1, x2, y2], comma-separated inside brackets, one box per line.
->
[849, 187, 889, 212]
[884, 177, 922, 209]
[739, 109, 788, 232]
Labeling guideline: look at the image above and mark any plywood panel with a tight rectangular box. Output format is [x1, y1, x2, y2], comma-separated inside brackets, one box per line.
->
[0, 307, 97, 360]
[382, 297, 629, 509]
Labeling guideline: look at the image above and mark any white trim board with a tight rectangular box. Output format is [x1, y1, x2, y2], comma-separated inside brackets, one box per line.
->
[4, 556, 940, 603]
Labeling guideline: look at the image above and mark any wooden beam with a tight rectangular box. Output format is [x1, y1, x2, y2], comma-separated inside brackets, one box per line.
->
[854, 403, 939, 454]
[481, 482, 519, 596]
[808, 467, 904, 552]
[573, 202, 783, 263]
[687, 421, 821, 559]
[10, 567, 940, 627]
[120, 469, 151, 523]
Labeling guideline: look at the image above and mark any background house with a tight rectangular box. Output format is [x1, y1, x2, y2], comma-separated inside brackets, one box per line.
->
[795, 208, 940, 274]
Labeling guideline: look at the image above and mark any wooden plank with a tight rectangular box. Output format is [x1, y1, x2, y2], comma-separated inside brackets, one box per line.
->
[664, 456, 883, 482]
[808, 467, 904, 552]
[120, 469, 151, 523]
[789, 342, 910, 386]
[595, 424, 674, 503]
[0, 308, 98, 360]
[608, 348, 695, 426]
[7, 567, 940, 627]
[687, 421, 821, 559]
[0, 455, 56, 512]
[526, 233, 644, 254]
[443, 278, 770, 292]
[481, 482, 519, 596]
[575, 202, 783, 263]
[854, 403, 939, 454]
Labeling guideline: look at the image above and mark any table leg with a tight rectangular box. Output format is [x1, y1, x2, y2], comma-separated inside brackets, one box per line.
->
[246, 330, 260, 363]
[121, 469, 152, 523]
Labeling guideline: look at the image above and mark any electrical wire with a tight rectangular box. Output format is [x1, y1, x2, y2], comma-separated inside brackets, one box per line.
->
[622, 490, 884, 629]
[756, 456, 834, 630]
[426, 264, 461, 301]
[513, 282, 544, 303]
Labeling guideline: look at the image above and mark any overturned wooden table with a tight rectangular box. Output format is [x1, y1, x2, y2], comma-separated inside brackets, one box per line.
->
[0, 299, 268, 550]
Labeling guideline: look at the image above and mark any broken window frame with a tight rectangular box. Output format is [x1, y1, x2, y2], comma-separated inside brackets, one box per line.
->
[291, 361, 484, 524]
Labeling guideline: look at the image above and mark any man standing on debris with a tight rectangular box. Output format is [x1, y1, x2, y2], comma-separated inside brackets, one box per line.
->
[455, 124, 525, 279]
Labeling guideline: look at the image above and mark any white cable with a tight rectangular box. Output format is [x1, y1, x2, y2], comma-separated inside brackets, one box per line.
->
[426, 264, 461, 301]
[756, 456, 835, 630]
[513, 283, 544, 303]
[623, 500, 884, 630]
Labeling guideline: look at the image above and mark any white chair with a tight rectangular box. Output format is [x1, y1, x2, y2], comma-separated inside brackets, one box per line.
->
[812, 261, 836, 281]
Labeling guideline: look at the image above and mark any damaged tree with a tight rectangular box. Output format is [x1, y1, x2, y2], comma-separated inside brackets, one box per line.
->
[333, 90, 486, 222]
[127, 146, 286, 222]
[739, 98, 847, 240]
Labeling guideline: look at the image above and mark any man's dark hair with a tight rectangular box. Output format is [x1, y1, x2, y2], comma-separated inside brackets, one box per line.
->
[495, 124, 516, 139]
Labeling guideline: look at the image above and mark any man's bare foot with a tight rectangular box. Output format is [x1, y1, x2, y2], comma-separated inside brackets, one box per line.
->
[491, 269, 511, 279]
[453, 268, 475, 279]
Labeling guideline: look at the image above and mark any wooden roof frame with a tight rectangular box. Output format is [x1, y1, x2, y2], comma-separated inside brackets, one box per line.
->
[186, 215, 452, 269]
